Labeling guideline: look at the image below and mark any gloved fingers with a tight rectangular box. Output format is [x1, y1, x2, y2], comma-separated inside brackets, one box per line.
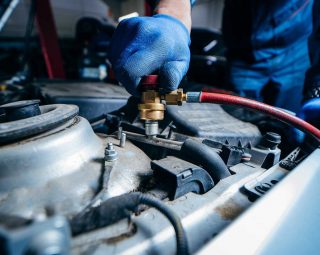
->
[108, 15, 191, 96]
[124, 49, 166, 77]
[301, 98, 320, 122]
[117, 49, 168, 94]
[159, 60, 190, 92]
[303, 98, 320, 108]
[113, 69, 140, 97]
[290, 105, 320, 144]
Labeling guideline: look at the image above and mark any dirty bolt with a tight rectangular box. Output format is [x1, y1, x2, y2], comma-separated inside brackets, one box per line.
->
[260, 132, 281, 150]
[105, 142, 117, 161]
[117, 127, 123, 140]
[120, 133, 126, 147]
[107, 142, 113, 150]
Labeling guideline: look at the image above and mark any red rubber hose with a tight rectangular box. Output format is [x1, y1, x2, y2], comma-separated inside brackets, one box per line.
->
[199, 92, 320, 142]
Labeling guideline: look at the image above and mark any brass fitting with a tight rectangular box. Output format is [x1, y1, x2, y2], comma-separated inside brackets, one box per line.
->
[0, 84, 7, 91]
[138, 75, 186, 137]
[138, 90, 165, 120]
[138, 89, 186, 121]
[163, 89, 186, 106]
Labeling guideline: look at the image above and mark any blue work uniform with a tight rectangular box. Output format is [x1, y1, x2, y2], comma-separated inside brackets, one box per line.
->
[146, 0, 313, 113]
[304, 0, 320, 98]
[223, 0, 314, 113]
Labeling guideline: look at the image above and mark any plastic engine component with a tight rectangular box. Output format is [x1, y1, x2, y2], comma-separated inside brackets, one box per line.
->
[151, 156, 214, 200]
[34, 82, 130, 122]
[166, 103, 261, 145]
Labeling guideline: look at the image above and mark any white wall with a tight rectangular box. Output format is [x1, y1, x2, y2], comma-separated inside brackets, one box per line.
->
[0, 0, 224, 37]
[192, 0, 224, 31]
[114, 0, 225, 30]
[0, 0, 112, 38]
[109, 0, 225, 30]
[120, 0, 144, 17]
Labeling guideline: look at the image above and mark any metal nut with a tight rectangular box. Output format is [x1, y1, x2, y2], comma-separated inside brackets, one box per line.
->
[105, 142, 118, 161]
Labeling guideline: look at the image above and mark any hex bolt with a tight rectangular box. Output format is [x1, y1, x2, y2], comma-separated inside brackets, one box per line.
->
[120, 133, 126, 147]
[105, 142, 117, 161]
[260, 132, 281, 150]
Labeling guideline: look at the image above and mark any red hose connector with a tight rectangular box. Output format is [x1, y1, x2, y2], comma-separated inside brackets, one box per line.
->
[197, 92, 320, 142]
[140, 75, 159, 91]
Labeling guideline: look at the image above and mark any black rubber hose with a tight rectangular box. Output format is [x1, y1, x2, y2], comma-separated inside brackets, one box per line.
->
[180, 139, 231, 183]
[70, 192, 189, 255]
[138, 193, 189, 255]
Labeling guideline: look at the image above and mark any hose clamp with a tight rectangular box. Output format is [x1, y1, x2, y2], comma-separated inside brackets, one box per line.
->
[186, 92, 201, 103]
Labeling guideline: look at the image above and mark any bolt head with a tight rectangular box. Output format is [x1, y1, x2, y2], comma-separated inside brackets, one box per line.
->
[107, 142, 114, 150]
[105, 144, 118, 161]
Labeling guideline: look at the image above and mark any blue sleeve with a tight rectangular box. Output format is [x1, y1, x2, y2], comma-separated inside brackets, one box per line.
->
[304, 0, 320, 100]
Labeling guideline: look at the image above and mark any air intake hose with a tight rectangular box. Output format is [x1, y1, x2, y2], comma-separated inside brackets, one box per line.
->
[180, 139, 231, 183]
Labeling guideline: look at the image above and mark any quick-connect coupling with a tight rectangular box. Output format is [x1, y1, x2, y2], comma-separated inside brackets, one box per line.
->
[138, 75, 188, 136]
[138, 89, 165, 121]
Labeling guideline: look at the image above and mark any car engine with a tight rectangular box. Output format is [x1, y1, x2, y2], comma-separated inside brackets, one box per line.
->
[0, 84, 315, 255]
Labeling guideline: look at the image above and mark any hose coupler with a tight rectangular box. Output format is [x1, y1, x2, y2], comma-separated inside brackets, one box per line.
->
[138, 75, 187, 136]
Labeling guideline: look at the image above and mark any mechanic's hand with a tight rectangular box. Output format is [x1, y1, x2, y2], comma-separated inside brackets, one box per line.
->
[292, 98, 320, 143]
[109, 14, 190, 96]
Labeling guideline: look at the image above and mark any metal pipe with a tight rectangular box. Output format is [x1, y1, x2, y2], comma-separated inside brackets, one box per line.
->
[124, 131, 183, 151]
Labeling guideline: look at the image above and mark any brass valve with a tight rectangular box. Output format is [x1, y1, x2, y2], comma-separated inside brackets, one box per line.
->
[138, 89, 186, 120]
[139, 90, 165, 121]
[138, 75, 186, 136]
[163, 89, 186, 106]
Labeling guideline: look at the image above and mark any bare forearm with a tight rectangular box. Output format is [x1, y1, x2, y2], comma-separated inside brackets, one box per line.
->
[155, 0, 192, 32]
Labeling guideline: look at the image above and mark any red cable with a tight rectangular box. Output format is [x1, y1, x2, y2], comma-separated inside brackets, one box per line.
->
[200, 92, 320, 142]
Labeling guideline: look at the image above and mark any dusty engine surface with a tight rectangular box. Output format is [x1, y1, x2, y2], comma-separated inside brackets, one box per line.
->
[0, 97, 312, 255]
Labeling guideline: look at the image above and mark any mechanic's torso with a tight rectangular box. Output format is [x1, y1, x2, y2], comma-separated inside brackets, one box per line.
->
[222, 0, 313, 61]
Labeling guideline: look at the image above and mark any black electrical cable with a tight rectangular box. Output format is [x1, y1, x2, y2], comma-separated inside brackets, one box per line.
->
[138, 193, 189, 255]
[70, 192, 189, 255]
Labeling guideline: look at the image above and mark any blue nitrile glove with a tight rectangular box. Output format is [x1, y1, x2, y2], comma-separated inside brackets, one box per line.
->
[109, 14, 191, 96]
[291, 98, 320, 143]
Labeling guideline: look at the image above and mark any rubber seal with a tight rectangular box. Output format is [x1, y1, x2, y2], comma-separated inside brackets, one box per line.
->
[0, 104, 79, 144]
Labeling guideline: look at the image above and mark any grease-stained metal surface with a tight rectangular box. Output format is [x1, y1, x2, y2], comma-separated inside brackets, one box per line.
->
[0, 101, 304, 255]
[0, 114, 286, 255]
[0, 118, 152, 220]
[197, 149, 320, 255]
[215, 198, 246, 221]
[0, 116, 104, 218]
[102, 136, 152, 198]
[71, 166, 267, 255]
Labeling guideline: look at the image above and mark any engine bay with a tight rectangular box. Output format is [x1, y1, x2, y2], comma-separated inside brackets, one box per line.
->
[0, 83, 316, 255]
